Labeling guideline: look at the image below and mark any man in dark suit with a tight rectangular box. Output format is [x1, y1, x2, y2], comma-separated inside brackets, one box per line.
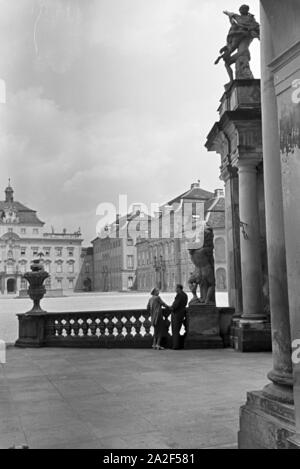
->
[171, 284, 188, 350]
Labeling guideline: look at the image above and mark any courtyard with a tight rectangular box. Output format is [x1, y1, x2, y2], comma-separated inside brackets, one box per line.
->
[0, 347, 271, 449]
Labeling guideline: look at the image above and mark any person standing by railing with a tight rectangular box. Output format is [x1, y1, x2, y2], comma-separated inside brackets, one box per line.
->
[170, 284, 188, 350]
[147, 288, 169, 350]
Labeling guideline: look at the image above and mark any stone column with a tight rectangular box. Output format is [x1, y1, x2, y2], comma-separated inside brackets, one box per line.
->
[260, 3, 293, 404]
[238, 0, 300, 448]
[221, 163, 242, 315]
[235, 158, 265, 320]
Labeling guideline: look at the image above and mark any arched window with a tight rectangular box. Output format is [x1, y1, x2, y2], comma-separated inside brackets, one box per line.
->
[68, 261, 75, 273]
[56, 261, 63, 273]
[216, 268, 227, 291]
[19, 261, 27, 274]
[214, 238, 226, 262]
[6, 261, 14, 275]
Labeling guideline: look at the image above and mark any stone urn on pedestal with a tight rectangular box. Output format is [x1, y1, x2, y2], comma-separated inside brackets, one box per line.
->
[24, 258, 49, 314]
[15, 257, 49, 348]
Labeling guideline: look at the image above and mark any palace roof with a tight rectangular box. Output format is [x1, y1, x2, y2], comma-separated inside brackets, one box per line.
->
[0, 182, 45, 226]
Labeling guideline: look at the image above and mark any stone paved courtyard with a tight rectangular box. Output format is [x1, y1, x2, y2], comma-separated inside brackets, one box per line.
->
[0, 347, 271, 449]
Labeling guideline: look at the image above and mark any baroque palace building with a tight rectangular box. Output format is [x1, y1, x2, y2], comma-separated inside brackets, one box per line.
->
[92, 208, 151, 292]
[135, 182, 226, 293]
[0, 182, 83, 295]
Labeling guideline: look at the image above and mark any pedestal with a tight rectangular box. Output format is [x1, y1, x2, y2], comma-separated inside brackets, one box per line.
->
[231, 318, 272, 352]
[238, 391, 300, 449]
[15, 313, 47, 348]
[184, 304, 223, 349]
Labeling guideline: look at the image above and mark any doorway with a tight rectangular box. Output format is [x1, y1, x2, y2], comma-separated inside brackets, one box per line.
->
[7, 278, 16, 294]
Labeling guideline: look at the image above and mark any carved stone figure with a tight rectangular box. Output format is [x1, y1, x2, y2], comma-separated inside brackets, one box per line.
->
[188, 226, 216, 305]
[215, 4, 260, 82]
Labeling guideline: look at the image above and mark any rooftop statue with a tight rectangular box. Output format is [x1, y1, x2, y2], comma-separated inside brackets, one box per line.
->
[215, 4, 260, 83]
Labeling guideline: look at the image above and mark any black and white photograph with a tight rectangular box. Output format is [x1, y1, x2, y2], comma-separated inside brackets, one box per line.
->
[0, 0, 300, 453]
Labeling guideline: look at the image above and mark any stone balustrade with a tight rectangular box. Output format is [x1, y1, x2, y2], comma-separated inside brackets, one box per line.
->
[45, 309, 170, 348]
[16, 309, 172, 348]
[15, 307, 234, 349]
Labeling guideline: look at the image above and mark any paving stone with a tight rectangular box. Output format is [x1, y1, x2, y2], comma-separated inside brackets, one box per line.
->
[0, 347, 272, 449]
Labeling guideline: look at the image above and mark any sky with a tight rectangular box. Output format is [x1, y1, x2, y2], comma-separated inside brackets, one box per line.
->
[0, 0, 260, 244]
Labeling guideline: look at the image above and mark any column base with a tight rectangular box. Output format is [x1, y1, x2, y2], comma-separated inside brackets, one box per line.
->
[184, 304, 224, 349]
[238, 390, 300, 449]
[230, 318, 272, 352]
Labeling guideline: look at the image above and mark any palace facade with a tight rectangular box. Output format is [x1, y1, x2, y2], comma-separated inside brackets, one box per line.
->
[92, 209, 151, 292]
[136, 182, 226, 293]
[0, 182, 83, 295]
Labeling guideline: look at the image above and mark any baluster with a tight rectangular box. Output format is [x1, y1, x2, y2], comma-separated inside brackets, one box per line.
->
[115, 317, 123, 339]
[135, 314, 142, 338]
[56, 319, 63, 336]
[106, 315, 115, 338]
[81, 319, 88, 336]
[143, 313, 152, 338]
[99, 318, 106, 338]
[64, 319, 71, 337]
[165, 313, 171, 337]
[73, 319, 80, 336]
[124, 314, 133, 340]
[90, 319, 97, 336]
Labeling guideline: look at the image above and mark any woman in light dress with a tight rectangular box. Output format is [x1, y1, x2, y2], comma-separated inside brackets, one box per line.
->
[147, 288, 169, 350]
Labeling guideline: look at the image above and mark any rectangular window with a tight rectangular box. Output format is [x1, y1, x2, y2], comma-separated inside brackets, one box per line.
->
[21, 228, 26, 234]
[56, 263, 63, 273]
[127, 255, 134, 269]
[33, 228, 39, 234]
[6, 264, 13, 275]
[44, 247, 51, 256]
[68, 263, 74, 273]
[68, 279, 74, 289]
[68, 248, 74, 257]
[20, 248, 26, 256]
[8, 228, 13, 233]
[56, 278, 62, 288]
[85, 263, 90, 273]
[127, 238, 134, 246]
[55, 248, 62, 257]
[32, 247, 38, 256]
